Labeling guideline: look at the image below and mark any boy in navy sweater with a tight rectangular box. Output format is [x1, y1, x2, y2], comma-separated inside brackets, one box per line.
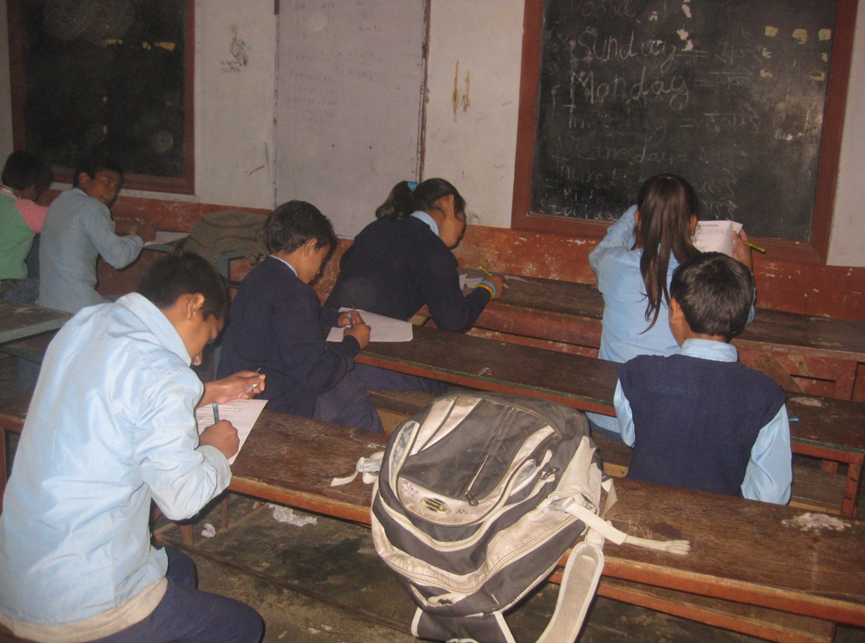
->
[614, 252, 792, 503]
[218, 201, 383, 432]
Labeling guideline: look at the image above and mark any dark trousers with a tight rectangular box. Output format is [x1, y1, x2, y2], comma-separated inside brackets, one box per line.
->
[314, 371, 384, 432]
[92, 547, 263, 643]
[354, 363, 447, 394]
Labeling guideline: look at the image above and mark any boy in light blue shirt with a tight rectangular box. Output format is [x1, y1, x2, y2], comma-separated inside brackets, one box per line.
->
[0, 253, 266, 642]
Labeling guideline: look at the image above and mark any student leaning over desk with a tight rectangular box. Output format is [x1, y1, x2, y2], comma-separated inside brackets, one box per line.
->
[0, 252, 266, 643]
[325, 178, 505, 391]
[39, 151, 156, 314]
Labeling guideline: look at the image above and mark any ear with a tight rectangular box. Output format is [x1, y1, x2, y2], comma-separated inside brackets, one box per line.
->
[77, 172, 91, 188]
[182, 292, 206, 320]
[302, 238, 318, 255]
[669, 297, 685, 324]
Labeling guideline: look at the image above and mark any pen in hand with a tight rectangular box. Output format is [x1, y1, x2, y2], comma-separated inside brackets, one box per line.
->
[212, 403, 220, 423]
[244, 367, 263, 393]
[348, 312, 355, 329]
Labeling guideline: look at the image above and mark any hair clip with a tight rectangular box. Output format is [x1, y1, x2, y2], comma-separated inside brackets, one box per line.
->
[407, 181, 418, 192]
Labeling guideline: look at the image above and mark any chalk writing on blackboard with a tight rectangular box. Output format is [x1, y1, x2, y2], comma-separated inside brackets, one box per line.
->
[530, 0, 836, 241]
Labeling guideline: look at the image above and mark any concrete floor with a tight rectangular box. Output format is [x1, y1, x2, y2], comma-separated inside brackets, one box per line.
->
[157, 495, 865, 643]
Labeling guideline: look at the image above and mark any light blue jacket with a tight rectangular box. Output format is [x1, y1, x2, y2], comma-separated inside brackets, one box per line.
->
[39, 188, 143, 313]
[0, 293, 231, 625]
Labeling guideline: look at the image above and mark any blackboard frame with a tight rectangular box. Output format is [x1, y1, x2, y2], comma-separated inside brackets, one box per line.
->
[511, 0, 858, 264]
[7, 0, 196, 195]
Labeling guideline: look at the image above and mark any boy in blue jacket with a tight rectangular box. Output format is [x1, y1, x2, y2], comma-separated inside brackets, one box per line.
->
[218, 200, 383, 432]
[614, 252, 792, 504]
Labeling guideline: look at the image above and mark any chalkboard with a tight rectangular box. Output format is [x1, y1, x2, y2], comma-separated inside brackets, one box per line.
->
[512, 0, 856, 256]
[9, 0, 194, 193]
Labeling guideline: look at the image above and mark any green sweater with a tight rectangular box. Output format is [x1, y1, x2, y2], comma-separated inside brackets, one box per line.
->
[0, 193, 35, 281]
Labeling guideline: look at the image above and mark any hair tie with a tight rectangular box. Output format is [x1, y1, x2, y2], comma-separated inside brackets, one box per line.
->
[407, 181, 418, 192]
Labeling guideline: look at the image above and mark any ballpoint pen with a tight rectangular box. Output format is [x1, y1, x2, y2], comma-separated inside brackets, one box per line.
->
[212, 403, 220, 422]
[244, 367, 263, 392]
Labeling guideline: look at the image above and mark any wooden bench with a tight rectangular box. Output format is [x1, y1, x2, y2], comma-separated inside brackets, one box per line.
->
[358, 325, 865, 516]
[224, 411, 864, 642]
[444, 275, 865, 401]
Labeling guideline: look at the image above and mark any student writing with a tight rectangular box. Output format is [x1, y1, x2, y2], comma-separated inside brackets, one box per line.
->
[587, 174, 754, 440]
[614, 252, 792, 504]
[0, 151, 53, 303]
[218, 200, 383, 433]
[0, 252, 266, 642]
[39, 152, 156, 313]
[325, 178, 504, 391]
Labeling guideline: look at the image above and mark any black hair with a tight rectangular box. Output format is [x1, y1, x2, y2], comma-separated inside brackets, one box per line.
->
[72, 152, 124, 188]
[670, 252, 754, 341]
[635, 173, 700, 330]
[265, 200, 336, 254]
[137, 252, 228, 321]
[2, 151, 53, 194]
[375, 178, 466, 221]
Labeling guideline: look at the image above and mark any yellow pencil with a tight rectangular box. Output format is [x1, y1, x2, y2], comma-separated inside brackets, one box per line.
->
[742, 240, 766, 254]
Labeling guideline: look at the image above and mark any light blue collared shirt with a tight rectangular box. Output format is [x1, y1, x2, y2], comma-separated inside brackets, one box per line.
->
[39, 188, 144, 314]
[272, 254, 298, 276]
[410, 210, 439, 237]
[587, 206, 755, 433]
[614, 338, 792, 505]
[0, 293, 231, 625]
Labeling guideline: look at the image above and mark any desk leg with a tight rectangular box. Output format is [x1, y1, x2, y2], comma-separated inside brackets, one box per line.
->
[842, 462, 862, 518]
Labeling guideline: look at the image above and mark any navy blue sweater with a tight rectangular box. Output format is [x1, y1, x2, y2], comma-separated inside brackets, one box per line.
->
[620, 354, 786, 497]
[324, 216, 490, 332]
[217, 256, 359, 416]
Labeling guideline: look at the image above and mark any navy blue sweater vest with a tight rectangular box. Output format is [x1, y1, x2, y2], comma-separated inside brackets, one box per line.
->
[619, 354, 786, 497]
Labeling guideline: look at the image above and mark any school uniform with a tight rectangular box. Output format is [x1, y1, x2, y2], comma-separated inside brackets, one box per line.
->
[587, 207, 755, 438]
[39, 188, 143, 313]
[324, 211, 491, 391]
[614, 338, 792, 504]
[0, 188, 47, 303]
[218, 255, 382, 432]
[0, 293, 261, 641]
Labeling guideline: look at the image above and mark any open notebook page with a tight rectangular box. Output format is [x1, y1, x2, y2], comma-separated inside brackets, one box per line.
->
[326, 309, 413, 343]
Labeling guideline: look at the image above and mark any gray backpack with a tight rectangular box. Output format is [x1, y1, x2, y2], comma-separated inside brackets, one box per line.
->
[371, 392, 689, 643]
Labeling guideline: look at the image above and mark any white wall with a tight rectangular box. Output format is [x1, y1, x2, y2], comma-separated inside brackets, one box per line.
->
[423, 0, 524, 228]
[828, 2, 865, 267]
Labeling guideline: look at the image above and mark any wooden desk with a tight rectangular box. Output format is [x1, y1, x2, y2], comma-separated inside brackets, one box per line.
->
[0, 301, 69, 345]
[228, 411, 865, 629]
[358, 325, 865, 516]
[463, 277, 865, 400]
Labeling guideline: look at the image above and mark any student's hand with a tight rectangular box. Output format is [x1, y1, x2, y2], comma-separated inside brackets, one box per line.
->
[137, 221, 157, 243]
[200, 371, 267, 406]
[481, 275, 505, 299]
[338, 309, 363, 328]
[200, 420, 240, 460]
[732, 228, 754, 272]
[344, 320, 371, 350]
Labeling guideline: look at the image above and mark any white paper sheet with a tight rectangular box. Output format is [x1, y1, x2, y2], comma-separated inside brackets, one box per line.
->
[693, 220, 743, 256]
[195, 398, 268, 464]
[326, 309, 413, 343]
[144, 231, 189, 247]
